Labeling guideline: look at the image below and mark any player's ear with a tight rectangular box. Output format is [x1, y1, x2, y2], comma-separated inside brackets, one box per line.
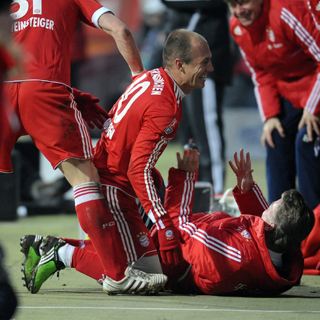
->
[264, 222, 275, 231]
[175, 59, 185, 73]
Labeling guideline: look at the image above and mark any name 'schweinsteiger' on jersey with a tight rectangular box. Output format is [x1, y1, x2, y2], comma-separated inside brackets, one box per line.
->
[12, 17, 54, 32]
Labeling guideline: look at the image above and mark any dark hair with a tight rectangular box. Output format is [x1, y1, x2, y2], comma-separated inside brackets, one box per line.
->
[224, 0, 243, 5]
[266, 190, 315, 253]
[162, 29, 205, 68]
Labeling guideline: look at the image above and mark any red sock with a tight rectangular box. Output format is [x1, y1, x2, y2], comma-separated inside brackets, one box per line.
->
[62, 238, 95, 251]
[74, 182, 127, 281]
[71, 247, 104, 282]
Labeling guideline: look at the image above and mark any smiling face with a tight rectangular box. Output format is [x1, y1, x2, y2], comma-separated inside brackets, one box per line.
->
[180, 36, 213, 94]
[228, 0, 264, 27]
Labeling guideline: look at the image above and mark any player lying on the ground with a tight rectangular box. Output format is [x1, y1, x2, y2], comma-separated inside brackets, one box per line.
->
[20, 149, 315, 295]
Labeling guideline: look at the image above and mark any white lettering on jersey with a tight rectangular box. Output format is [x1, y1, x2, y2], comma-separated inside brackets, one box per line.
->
[150, 69, 164, 95]
[11, 0, 42, 18]
[103, 118, 115, 140]
[11, 0, 53, 32]
[12, 18, 54, 32]
[113, 74, 150, 124]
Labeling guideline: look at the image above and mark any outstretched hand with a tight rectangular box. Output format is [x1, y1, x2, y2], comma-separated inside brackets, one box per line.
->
[177, 149, 200, 173]
[228, 149, 254, 193]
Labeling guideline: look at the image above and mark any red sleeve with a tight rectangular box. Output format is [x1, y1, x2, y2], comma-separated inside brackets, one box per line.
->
[305, 0, 320, 31]
[239, 50, 281, 121]
[232, 182, 269, 217]
[164, 167, 197, 222]
[279, 2, 320, 116]
[127, 105, 181, 223]
[75, 0, 111, 28]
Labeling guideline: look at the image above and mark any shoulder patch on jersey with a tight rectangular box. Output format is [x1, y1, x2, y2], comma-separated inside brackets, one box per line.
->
[266, 27, 275, 42]
[164, 118, 178, 135]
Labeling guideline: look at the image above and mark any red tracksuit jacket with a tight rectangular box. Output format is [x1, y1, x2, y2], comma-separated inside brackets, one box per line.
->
[230, 0, 320, 122]
[155, 168, 304, 296]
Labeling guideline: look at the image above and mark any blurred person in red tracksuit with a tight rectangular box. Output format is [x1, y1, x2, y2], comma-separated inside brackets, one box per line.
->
[225, 0, 320, 210]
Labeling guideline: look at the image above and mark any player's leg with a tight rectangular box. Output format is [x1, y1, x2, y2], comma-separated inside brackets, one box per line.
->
[19, 82, 166, 293]
[18, 81, 125, 277]
[266, 98, 302, 204]
[295, 127, 320, 209]
[22, 192, 165, 294]
[183, 80, 225, 194]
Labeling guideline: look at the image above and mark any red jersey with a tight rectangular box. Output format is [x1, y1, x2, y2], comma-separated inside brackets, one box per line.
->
[159, 168, 304, 296]
[9, 0, 110, 86]
[305, 0, 320, 28]
[93, 67, 184, 222]
[230, 0, 320, 122]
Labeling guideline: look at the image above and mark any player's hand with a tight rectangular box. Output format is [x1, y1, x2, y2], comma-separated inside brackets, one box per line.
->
[156, 215, 183, 266]
[73, 88, 109, 129]
[298, 109, 320, 142]
[177, 149, 200, 173]
[228, 148, 254, 193]
[261, 117, 285, 148]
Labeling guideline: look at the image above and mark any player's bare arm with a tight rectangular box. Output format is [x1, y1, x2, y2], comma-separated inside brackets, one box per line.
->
[98, 12, 144, 76]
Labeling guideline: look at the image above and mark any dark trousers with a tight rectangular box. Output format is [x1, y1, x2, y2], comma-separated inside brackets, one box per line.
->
[177, 79, 225, 194]
[266, 98, 320, 209]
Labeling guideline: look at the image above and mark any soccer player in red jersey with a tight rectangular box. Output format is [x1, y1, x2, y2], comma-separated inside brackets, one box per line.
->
[4, 0, 170, 294]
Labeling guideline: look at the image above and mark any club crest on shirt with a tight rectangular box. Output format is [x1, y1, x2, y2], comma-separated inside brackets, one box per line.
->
[240, 229, 252, 240]
[164, 118, 178, 135]
[137, 232, 150, 247]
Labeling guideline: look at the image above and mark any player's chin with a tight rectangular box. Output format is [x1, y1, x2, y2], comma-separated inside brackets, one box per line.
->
[197, 77, 207, 88]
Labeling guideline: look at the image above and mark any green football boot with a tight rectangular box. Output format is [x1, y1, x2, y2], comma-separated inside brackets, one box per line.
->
[29, 235, 66, 294]
[20, 235, 43, 291]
